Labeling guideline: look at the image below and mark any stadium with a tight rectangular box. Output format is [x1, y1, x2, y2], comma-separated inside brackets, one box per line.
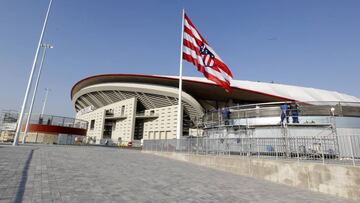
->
[71, 74, 360, 148]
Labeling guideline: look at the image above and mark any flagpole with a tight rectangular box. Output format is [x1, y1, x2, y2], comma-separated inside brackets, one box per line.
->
[176, 9, 185, 140]
[13, 0, 53, 146]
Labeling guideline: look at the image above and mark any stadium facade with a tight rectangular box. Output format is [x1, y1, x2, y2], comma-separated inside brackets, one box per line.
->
[71, 74, 360, 145]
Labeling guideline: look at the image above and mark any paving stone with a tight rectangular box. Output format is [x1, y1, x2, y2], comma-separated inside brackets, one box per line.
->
[0, 144, 357, 202]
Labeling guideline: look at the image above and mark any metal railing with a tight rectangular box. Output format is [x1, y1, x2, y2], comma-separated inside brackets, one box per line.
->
[202, 116, 334, 129]
[23, 113, 88, 129]
[202, 101, 360, 127]
[0, 110, 88, 130]
[143, 135, 360, 166]
[194, 102, 360, 136]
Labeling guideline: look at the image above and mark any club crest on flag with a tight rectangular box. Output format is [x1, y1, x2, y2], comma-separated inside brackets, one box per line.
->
[199, 43, 215, 68]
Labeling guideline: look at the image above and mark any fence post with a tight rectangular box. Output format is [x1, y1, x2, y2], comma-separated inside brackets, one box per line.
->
[196, 136, 199, 155]
[184, 139, 186, 154]
[192, 138, 194, 154]
[257, 138, 260, 158]
[240, 136, 243, 156]
[204, 137, 206, 155]
[348, 135, 356, 166]
[228, 139, 231, 156]
[189, 138, 192, 154]
[275, 138, 278, 160]
[295, 137, 299, 163]
[203, 137, 205, 155]
[205, 138, 208, 155]
[321, 136, 325, 165]
[247, 137, 250, 157]
[187, 138, 189, 154]
[191, 138, 194, 154]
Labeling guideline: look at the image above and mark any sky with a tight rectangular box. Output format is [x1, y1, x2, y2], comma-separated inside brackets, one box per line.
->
[0, 0, 359, 117]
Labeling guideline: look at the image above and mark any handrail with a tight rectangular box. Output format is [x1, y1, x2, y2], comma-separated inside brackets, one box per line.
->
[204, 101, 360, 121]
[23, 113, 88, 130]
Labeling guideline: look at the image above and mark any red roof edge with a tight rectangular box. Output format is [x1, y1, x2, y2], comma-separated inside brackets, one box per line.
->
[71, 73, 294, 102]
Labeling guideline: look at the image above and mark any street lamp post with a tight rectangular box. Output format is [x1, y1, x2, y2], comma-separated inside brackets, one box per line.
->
[13, 0, 53, 146]
[41, 88, 51, 116]
[22, 44, 53, 144]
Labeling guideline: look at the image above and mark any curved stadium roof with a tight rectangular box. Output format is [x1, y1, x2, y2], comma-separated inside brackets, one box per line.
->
[72, 74, 360, 105]
[71, 74, 360, 121]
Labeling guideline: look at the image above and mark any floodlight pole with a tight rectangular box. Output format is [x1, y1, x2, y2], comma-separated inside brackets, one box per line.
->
[22, 44, 53, 144]
[176, 9, 185, 140]
[13, 0, 53, 146]
[41, 88, 51, 115]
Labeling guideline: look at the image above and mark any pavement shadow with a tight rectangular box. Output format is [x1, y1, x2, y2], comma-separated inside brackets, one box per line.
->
[13, 148, 35, 203]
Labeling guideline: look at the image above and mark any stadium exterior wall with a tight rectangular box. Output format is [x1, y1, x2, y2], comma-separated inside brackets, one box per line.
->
[71, 74, 360, 145]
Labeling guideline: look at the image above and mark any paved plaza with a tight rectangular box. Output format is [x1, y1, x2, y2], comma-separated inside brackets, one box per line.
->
[0, 144, 356, 203]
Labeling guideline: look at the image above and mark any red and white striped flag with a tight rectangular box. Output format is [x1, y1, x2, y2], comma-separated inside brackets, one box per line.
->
[182, 13, 233, 91]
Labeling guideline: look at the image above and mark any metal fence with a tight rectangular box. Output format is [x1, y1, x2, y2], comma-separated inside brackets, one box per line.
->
[143, 135, 360, 166]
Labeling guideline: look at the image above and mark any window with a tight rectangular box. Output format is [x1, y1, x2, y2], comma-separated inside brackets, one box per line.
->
[105, 109, 114, 117]
[90, 120, 95, 130]
[121, 105, 125, 116]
